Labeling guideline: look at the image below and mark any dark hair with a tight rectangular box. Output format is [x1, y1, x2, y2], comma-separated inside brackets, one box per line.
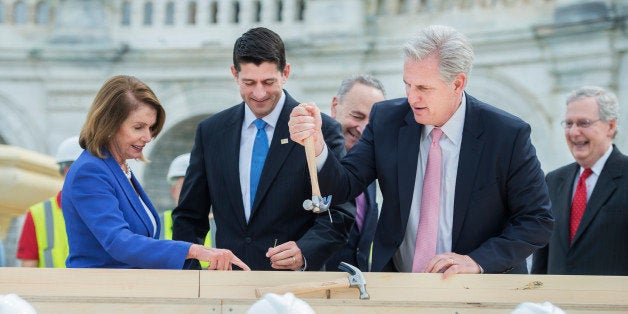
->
[79, 75, 165, 160]
[232, 27, 286, 73]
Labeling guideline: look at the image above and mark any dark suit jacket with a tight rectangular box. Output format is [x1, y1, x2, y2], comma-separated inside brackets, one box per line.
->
[62, 150, 191, 269]
[172, 91, 353, 270]
[319, 93, 554, 273]
[532, 145, 628, 275]
[325, 182, 378, 272]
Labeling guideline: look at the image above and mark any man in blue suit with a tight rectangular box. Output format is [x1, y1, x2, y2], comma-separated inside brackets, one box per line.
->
[290, 25, 554, 277]
[324, 74, 386, 272]
[172, 27, 353, 271]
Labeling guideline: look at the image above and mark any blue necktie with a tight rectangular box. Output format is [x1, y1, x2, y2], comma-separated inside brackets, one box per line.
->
[250, 119, 269, 208]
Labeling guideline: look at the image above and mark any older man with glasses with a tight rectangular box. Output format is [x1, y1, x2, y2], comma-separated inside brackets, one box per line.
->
[533, 85, 628, 275]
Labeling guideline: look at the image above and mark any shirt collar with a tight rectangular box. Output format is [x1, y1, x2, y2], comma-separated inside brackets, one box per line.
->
[243, 91, 286, 129]
[581, 144, 613, 176]
[423, 92, 466, 145]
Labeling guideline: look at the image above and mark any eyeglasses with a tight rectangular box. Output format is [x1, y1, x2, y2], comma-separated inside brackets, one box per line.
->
[560, 119, 601, 129]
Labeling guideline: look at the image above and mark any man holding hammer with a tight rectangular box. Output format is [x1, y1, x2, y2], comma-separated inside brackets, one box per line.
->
[172, 27, 353, 271]
[289, 25, 553, 277]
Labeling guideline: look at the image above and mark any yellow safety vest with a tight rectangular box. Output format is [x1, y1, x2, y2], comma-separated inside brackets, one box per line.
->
[163, 210, 212, 268]
[30, 196, 68, 268]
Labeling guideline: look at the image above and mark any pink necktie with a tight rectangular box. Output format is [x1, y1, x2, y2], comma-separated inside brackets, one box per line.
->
[412, 128, 443, 272]
[355, 193, 366, 232]
[570, 168, 592, 243]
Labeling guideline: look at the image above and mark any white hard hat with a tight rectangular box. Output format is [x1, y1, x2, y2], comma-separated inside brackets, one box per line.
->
[247, 293, 315, 314]
[55, 136, 83, 164]
[167, 153, 191, 183]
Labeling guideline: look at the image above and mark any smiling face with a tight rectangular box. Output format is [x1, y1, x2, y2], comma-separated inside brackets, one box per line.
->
[231, 61, 290, 119]
[331, 82, 385, 151]
[109, 102, 157, 164]
[564, 96, 616, 169]
[403, 55, 465, 127]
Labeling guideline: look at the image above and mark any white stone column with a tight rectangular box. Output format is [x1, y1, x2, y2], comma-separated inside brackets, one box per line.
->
[176, 1, 187, 26]
[261, 0, 277, 24]
[218, 0, 232, 24]
[131, 0, 142, 27]
[152, 0, 164, 27]
[197, 0, 210, 26]
[283, 0, 295, 23]
[239, 0, 254, 24]
[406, 0, 420, 14]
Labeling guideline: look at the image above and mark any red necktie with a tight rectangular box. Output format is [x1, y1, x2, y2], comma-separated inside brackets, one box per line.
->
[570, 168, 592, 242]
[412, 128, 443, 272]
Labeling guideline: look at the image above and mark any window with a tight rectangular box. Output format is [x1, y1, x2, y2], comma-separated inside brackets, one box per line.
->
[13, 1, 27, 25]
[209, 1, 218, 24]
[254, 0, 261, 23]
[165, 1, 175, 25]
[143, 1, 153, 26]
[35, 1, 51, 24]
[276, 0, 282, 22]
[296, 0, 305, 21]
[121, 1, 131, 26]
[232, 1, 239, 23]
[187, 1, 196, 25]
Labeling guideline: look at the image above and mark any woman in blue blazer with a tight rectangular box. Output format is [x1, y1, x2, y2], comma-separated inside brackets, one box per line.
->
[62, 75, 249, 270]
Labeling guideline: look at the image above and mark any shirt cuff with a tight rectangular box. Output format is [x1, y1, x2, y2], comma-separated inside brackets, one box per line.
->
[296, 255, 307, 271]
[316, 145, 328, 171]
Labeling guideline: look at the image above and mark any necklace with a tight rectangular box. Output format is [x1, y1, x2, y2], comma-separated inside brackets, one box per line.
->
[120, 161, 132, 180]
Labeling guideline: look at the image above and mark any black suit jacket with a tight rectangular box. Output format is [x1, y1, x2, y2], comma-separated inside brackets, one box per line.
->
[319, 93, 554, 273]
[532, 145, 628, 275]
[172, 91, 353, 270]
[325, 182, 378, 272]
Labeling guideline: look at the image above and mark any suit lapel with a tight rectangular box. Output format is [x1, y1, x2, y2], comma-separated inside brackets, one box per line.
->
[452, 99, 484, 248]
[398, 111, 421, 231]
[573, 147, 622, 243]
[555, 164, 579, 251]
[220, 104, 248, 226]
[250, 96, 297, 219]
[104, 155, 154, 237]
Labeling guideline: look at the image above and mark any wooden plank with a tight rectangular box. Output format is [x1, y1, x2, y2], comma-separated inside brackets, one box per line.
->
[199, 271, 628, 312]
[0, 267, 199, 298]
[0, 268, 626, 313]
[22, 297, 217, 314]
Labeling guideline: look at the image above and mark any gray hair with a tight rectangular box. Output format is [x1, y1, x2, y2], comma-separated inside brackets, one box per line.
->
[402, 25, 474, 83]
[566, 86, 620, 122]
[336, 74, 386, 103]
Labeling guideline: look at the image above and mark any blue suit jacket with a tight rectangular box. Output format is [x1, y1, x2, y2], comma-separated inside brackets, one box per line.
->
[62, 149, 191, 269]
[533, 145, 628, 275]
[319, 94, 554, 273]
[172, 91, 354, 270]
[325, 182, 378, 272]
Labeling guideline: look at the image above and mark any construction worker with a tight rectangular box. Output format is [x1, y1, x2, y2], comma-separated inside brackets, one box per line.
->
[16, 136, 83, 267]
[162, 153, 215, 267]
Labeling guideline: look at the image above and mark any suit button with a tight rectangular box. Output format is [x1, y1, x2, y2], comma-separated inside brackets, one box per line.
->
[245, 237, 252, 244]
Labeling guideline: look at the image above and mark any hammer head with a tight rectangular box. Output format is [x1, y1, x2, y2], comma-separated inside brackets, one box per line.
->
[339, 262, 370, 300]
[302, 195, 332, 213]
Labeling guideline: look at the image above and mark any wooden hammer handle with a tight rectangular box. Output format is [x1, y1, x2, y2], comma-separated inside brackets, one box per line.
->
[304, 136, 321, 196]
[255, 277, 349, 298]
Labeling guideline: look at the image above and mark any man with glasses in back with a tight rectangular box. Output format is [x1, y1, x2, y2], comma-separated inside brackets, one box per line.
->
[532, 86, 628, 275]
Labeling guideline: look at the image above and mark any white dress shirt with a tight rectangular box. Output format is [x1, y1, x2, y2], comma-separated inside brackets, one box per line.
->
[394, 93, 467, 272]
[239, 91, 285, 222]
[572, 144, 613, 200]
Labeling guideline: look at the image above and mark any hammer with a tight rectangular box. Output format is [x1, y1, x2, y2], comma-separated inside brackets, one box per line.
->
[301, 136, 333, 221]
[255, 262, 370, 300]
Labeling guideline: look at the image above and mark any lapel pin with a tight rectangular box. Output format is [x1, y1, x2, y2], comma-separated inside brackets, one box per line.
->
[281, 138, 289, 144]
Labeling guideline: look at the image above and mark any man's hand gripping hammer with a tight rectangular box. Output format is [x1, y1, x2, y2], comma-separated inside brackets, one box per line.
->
[302, 136, 333, 222]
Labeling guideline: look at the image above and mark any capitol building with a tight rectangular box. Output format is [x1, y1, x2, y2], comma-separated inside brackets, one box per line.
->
[0, 0, 626, 266]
